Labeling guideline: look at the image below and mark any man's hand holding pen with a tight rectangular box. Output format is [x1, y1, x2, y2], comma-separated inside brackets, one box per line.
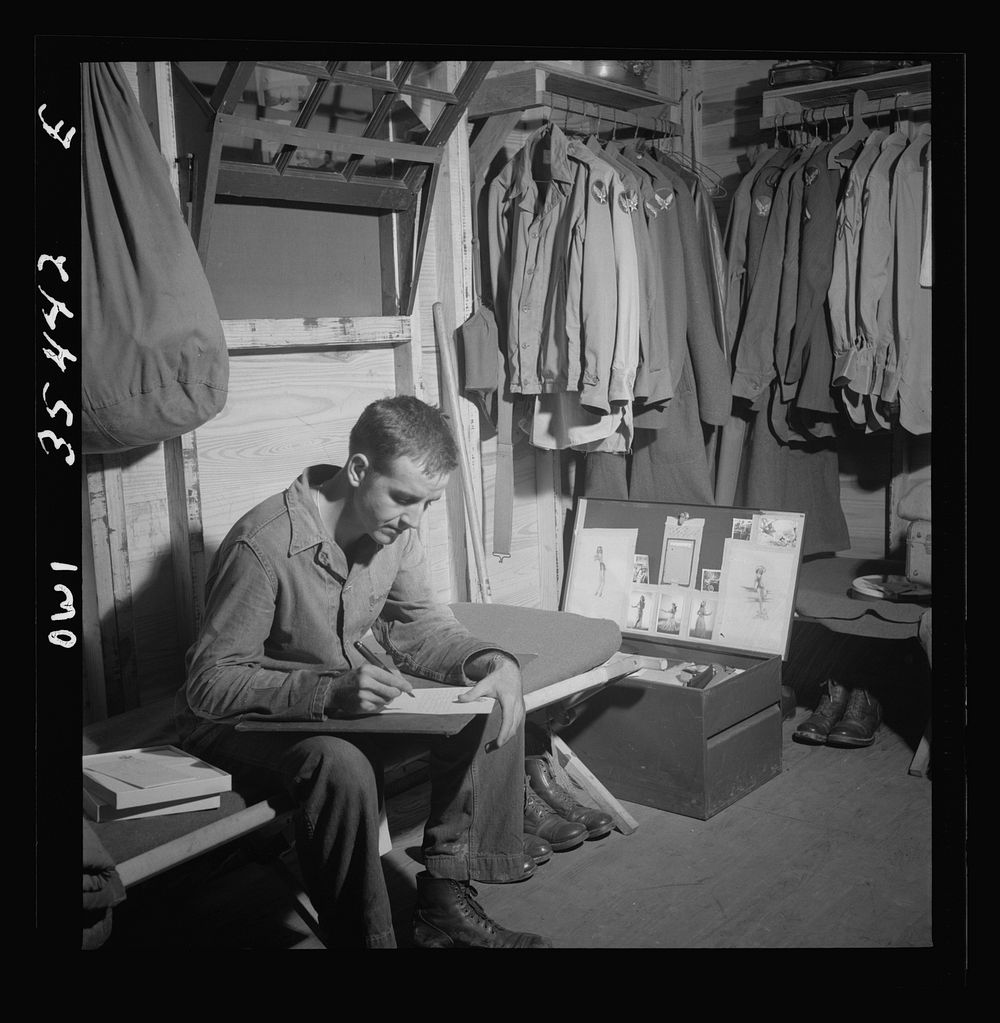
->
[325, 640, 417, 716]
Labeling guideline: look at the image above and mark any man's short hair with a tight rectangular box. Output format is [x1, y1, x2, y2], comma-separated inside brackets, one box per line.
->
[350, 395, 459, 477]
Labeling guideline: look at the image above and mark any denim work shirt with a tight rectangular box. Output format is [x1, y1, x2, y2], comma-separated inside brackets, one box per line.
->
[176, 466, 503, 744]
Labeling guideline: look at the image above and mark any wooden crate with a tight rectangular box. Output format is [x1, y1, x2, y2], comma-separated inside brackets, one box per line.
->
[556, 495, 803, 819]
[558, 637, 781, 820]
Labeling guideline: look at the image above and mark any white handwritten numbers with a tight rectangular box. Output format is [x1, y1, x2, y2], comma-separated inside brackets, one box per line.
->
[48, 562, 79, 648]
[38, 100, 80, 652]
[37, 104, 77, 150]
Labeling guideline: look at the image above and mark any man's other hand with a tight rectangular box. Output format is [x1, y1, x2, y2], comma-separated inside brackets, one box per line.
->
[458, 656, 524, 748]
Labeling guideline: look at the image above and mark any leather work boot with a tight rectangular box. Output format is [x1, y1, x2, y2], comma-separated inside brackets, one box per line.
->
[523, 832, 552, 866]
[523, 776, 588, 851]
[412, 872, 554, 948]
[525, 755, 614, 839]
[793, 679, 851, 745]
[826, 687, 882, 748]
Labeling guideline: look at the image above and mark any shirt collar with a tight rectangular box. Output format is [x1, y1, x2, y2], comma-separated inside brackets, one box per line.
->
[509, 123, 575, 211]
[286, 465, 338, 556]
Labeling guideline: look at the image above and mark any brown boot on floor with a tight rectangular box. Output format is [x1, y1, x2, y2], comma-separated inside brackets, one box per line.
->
[523, 775, 588, 851]
[793, 679, 851, 745]
[412, 873, 553, 948]
[525, 755, 614, 839]
[826, 687, 882, 748]
[523, 832, 552, 866]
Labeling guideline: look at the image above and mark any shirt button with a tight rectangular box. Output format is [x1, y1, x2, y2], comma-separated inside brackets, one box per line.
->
[521, 306, 530, 312]
[521, 342, 530, 350]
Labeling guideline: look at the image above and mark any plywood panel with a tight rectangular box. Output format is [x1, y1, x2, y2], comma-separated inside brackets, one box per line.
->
[118, 443, 187, 703]
[204, 204, 384, 320]
[195, 348, 398, 562]
[838, 429, 893, 560]
[698, 59, 774, 226]
[479, 430, 558, 608]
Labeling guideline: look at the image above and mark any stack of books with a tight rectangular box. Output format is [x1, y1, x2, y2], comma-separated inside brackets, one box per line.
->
[82, 745, 232, 823]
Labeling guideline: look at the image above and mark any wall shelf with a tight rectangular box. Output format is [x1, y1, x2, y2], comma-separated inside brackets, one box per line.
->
[468, 60, 680, 133]
[760, 64, 931, 129]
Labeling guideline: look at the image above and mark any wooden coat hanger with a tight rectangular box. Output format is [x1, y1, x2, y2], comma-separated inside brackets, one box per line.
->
[827, 89, 870, 169]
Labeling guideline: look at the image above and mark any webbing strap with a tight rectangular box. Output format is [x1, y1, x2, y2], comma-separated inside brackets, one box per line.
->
[493, 347, 515, 559]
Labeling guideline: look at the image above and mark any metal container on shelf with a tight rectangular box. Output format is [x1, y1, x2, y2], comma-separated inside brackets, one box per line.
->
[767, 60, 835, 87]
[582, 59, 655, 91]
[835, 59, 919, 79]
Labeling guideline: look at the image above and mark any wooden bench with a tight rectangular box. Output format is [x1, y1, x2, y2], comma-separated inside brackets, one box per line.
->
[83, 647, 647, 893]
[85, 696, 300, 889]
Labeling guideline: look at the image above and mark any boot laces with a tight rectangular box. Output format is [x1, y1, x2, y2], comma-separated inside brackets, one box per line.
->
[525, 783, 560, 820]
[528, 765, 578, 814]
[454, 882, 496, 935]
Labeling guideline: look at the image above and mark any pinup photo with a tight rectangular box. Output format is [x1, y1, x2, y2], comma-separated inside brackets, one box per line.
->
[731, 517, 753, 541]
[627, 588, 657, 631]
[701, 569, 721, 592]
[632, 554, 650, 584]
[563, 527, 639, 624]
[655, 593, 686, 636]
[716, 540, 799, 653]
[688, 595, 717, 640]
[751, 512, 804, 549]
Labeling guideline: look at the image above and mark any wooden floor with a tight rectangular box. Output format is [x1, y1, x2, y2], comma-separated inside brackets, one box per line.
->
[107, 703, 939, 951]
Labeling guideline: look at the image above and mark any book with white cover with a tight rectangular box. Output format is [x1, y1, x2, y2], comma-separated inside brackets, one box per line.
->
[82, 785, 222, 823]
[82, 745, 231, 810]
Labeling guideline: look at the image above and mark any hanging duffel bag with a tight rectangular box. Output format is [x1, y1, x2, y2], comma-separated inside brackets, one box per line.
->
[81, 62, 229, 453]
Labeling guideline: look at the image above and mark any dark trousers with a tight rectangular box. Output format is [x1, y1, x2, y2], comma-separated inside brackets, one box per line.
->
[189, 703, 525, 948]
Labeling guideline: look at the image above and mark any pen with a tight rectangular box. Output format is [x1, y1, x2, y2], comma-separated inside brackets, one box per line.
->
[353, 640, 416, 697]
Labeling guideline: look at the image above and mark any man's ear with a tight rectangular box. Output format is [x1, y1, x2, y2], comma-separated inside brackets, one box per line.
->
[346, 452, 371, 488]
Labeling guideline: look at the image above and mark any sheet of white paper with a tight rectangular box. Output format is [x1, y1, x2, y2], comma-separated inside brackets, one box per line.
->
[380, 686, 495, 716]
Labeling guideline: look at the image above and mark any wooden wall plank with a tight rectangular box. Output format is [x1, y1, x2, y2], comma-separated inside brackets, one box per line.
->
[87, 454, 140, 714]
[697, 59, 774, 226]
[221, 316, 412, 351]
[81, 478, 108, 724]
[194, 348, 399, 563]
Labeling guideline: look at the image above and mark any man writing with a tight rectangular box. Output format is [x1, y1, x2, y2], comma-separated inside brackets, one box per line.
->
[175, 396, 551, 948]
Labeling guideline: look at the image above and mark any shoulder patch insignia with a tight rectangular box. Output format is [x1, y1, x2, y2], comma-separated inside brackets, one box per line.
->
[618, 190, 639, 214]
[591, 180, 609, 205]
[804, 167, 819, 186]
[754, 196, 771, 217]
[654, 189, 674, 211]
[644, 199, 659, 218]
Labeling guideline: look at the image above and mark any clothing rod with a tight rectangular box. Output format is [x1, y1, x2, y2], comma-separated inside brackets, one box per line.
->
[764, 91, 931, 130]
[540, 90, 678, 137]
